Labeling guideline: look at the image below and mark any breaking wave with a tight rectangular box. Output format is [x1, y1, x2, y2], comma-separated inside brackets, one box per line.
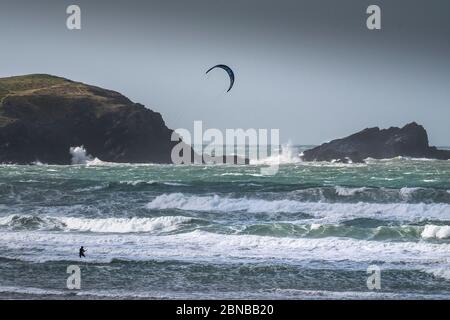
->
[0, 214, 196, 233]
[238, 222, 435, 241]
[250, 143, 302, 165]
[69, 146, 108, 165]
[0, 215, 64, 231]
[1, 230, 449, 265]
[421, 225, 450, 239]
[146, 193, 450, 222]
[70, 146, 93, 165]
[335, 186, 368, 196]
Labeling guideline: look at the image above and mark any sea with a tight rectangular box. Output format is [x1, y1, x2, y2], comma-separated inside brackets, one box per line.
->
[0, 145, 449, 299]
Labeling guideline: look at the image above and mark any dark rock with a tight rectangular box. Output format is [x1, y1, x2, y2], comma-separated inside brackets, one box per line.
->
[0, 74, 187, 164]
[302, 122, 450, 163]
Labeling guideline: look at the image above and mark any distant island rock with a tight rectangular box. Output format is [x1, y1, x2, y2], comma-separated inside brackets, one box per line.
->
[0, 74, 185, 164]
[302, 122, 450, 163]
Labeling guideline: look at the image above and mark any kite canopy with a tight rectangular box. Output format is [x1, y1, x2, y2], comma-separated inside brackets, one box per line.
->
[206, 64, 235, 92]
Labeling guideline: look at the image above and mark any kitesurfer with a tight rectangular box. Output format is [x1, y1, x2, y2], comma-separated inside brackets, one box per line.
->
[79, 246, 86, 258]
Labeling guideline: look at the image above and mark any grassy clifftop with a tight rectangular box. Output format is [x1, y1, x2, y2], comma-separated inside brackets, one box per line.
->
[0, 74, 69, 95]
[0, 74, 136, 126]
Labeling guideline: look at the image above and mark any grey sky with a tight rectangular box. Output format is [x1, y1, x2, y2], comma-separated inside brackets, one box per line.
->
[0, 0, 449, 145]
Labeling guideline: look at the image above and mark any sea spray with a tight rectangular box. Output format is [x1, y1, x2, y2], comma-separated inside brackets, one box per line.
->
[250, 142, 302, 165]
[70, 146, 93, 165]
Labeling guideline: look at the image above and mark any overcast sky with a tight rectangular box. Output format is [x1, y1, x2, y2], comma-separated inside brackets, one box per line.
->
[0, 0, 449, 145]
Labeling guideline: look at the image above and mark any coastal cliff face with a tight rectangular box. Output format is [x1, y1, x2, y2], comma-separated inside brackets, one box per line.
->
[0, 74, 180, 164]
[302, 122, 450, 163]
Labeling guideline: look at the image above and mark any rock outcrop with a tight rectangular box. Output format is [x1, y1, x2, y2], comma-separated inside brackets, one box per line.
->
[0, 74, 183, 164]
[302, 122, 450, 163]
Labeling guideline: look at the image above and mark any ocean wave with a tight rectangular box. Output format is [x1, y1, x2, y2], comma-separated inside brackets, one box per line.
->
[250, 143, 302, 165]
[239, 222, 429, 241]
[74, 185, 108, 192]
[2, 213, 446, 241]
[0, 285, 446, 300]
[309, 185, 448, 203]
[364, 156, 443, 163]
[399, 187, 423, 200]
[219, 172, 264, 177]
[0, 285, 165, 299]
[248, 144, 378, 167]
[146, 193, 450, 222]
[0, 214, 196, 233]
[0, 215, 64, 230]
[0, 286, 66, 297]
[424, 267, 450, 280]
[335, 186, 368, 196]
[267, 288, 447, 300]
[1, 230, 449, 265]
[69, 146, 113, 166]
[111, 180, 189, 188]
[117, 180, 155, 186]
[70, 146, 94, 165]
[162, 182, 189, 186]
[421, 225, 450, 239]
[60, 216, 195, 233]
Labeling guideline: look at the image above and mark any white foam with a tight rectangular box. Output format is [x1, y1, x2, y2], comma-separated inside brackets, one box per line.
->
[69, 146, 108, 165]
[335, 186, 367, 196]
[74, 185, 106, 192]
[250, 143, 302, 165]
[86, 158, 109, 166]
[61, 216, 194, 233]
[119, 180, 154, 186]
[0, 215, 64, 230]
[1, 230, 449, 265]
[370, 177, 401, 181]
[0, 285, 158, 299]
[365, 156, 438, 162]
[308, 162, 367, 168]
[421, 225, 450, 239]
[70, 146, 93, 165]
[163, 182, 189, 186]
[424, 267, 450, 280]
[146, 193, 450, 223]
[0, 285, 65, 296]
[1, 285, 448, 299]
[399, 187, 422, 200]
[0, 214, 193, 234]
[219, 173, 263, 177]
[268, 288, 449, 300]
[0, 285, 446, 299]
[310, 223, 322, 230]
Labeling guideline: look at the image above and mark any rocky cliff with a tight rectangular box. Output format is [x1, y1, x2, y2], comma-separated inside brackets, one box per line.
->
[302, 122, 450, 163]
[0, 74, 181, 164]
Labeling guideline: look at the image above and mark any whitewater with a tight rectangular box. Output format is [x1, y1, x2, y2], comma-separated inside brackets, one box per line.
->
[0, 145, 449, 299]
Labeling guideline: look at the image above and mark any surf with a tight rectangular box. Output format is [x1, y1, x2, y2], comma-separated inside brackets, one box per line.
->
[146, 193, 450, 223]
[0, 214, 197, 234]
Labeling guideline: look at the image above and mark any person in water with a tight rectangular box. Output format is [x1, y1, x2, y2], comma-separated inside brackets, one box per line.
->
[79, 246, 86, 258]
